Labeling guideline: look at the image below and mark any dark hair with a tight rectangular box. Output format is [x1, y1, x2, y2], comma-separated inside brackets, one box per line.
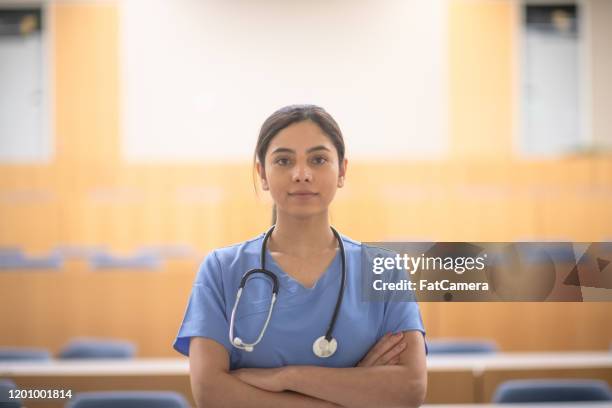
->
[253, 104, 346, 225]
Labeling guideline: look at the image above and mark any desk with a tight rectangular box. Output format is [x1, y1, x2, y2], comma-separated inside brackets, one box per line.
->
[427, 352, 612, 372]
[0, 359, 192, 408]
[1, 353, 611, 407]
[426, 353, 612, 403]
[424, 404, 612, 408]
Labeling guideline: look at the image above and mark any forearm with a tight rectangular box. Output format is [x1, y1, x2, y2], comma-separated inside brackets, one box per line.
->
[284, 365, 426, 408]
[193, 370, 340, 408]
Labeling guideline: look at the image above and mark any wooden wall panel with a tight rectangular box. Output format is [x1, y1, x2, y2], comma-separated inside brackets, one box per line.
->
[432, 302, 612, 351]
[0, 269, 195, 357]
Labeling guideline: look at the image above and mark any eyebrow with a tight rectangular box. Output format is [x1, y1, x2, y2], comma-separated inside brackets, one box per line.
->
[270, 145, 332, 155]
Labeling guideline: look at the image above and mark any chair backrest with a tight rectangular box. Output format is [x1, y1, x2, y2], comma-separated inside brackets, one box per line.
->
[58, 339, 136, 359]
[90, 251, 161, 270]
[0, 252, 62, 269]
[493, 379, 612, 403]
[0, 378, 22, 408]
[66, 391, 190, 408]
[0, 347, 51, 361]
[426, 339, 498, 354]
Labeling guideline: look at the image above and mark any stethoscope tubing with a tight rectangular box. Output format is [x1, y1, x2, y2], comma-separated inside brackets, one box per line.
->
[229, 225, 346, 356]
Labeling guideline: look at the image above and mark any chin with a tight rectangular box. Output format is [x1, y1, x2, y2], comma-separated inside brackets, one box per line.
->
[281, 207, 327, 220]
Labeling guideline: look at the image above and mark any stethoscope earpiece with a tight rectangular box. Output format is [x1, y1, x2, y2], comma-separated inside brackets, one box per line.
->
[229, 225, 346, 358]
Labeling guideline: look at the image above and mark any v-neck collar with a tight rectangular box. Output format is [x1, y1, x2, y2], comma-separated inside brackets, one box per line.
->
[263, 246, 340, 294]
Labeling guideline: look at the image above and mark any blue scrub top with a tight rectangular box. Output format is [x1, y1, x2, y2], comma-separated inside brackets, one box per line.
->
[173, 231, 426, 369]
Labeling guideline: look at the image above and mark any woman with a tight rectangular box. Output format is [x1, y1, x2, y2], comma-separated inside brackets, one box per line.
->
[174, 105, 427, 408]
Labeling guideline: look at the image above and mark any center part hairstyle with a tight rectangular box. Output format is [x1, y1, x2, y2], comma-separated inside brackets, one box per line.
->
[253, 104, 346, 225]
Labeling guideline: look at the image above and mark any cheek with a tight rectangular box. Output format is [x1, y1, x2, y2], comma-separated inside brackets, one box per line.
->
[266, 172, 287, 196]
[319, 172, 340, 195]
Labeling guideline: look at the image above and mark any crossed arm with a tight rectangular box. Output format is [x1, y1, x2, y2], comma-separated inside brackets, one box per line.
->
[189, 331, 427, 408]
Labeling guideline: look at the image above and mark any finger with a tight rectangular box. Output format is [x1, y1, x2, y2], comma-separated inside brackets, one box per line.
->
[357, 332, 391, 367]
[377, 341, 407, 365]
[360, 332, 404, 366]
[369, 332, 404, 365]
[388, 356, 400, 365]
[357, 333, 392, 367]
[358, 332, 395, 366]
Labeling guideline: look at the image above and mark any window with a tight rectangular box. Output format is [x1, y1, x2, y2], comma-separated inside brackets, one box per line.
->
[520, 3, 586, 156]
[0, 7, 50, 162]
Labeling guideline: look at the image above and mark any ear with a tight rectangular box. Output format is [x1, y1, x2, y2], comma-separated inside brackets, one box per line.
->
[256, 161, 269, 191]
[337, 157, 348, 188]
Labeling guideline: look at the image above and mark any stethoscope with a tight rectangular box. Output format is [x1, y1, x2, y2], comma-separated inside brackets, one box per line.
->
[229, 225, 346, 358]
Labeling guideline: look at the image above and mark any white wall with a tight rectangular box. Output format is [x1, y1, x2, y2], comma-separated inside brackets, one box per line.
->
[120, 0, 448, 162]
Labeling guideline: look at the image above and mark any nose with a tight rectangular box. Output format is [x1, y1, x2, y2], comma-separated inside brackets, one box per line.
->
[292, 163, 312, 183]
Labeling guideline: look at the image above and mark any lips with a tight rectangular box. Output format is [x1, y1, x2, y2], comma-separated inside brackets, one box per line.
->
[289, 191, 318, 196]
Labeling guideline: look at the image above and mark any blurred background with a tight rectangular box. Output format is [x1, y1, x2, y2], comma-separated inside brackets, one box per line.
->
[0, 0, 611, 404]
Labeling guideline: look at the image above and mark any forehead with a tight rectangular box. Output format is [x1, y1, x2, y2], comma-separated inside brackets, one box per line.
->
[267, 121, 334, 152]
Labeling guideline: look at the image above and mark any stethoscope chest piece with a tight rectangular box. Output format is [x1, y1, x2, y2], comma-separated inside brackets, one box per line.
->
[313, 336, 337, 358]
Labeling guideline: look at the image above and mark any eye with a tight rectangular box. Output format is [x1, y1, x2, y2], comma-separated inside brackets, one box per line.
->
[274, 157, 291, 166]
[311, 156, 328, 165]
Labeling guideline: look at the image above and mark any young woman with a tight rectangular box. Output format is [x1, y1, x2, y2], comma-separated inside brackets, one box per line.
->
[174, 105, 427, 408]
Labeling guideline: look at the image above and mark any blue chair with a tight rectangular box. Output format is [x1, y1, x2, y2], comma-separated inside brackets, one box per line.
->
[66, 391, 190, 408]
[58, 339, 136, 359]
[0, 379, 22, 407]
[0, 347, 51, 361]
[0, 247, 22, 257]
[427, 339, 498, 354]
[0, 250, 63, 269]
[89, 251, 161, 270]
[492, 379, 612, 403]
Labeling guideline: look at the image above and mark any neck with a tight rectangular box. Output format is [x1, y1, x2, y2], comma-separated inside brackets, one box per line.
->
[269, 210, 336, 258]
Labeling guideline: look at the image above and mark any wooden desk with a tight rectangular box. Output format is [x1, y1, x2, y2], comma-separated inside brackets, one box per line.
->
[424, 404, 612, 408]
[427, 352, 612, 403]
[1, 353, 611, 407]
[474, 353, 612, 403]
[0, 359, 192, 408]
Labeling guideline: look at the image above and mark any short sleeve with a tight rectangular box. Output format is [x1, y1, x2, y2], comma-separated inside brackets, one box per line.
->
[381, 300, 428, 355]
[380, 266, 428, 355]
[381, 297, 425, 332]
[173, 251, 233, 356]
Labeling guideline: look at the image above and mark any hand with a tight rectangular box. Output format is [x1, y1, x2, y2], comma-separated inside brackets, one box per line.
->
[357, 332, 406, 367]
[231, 367, 287, 392]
